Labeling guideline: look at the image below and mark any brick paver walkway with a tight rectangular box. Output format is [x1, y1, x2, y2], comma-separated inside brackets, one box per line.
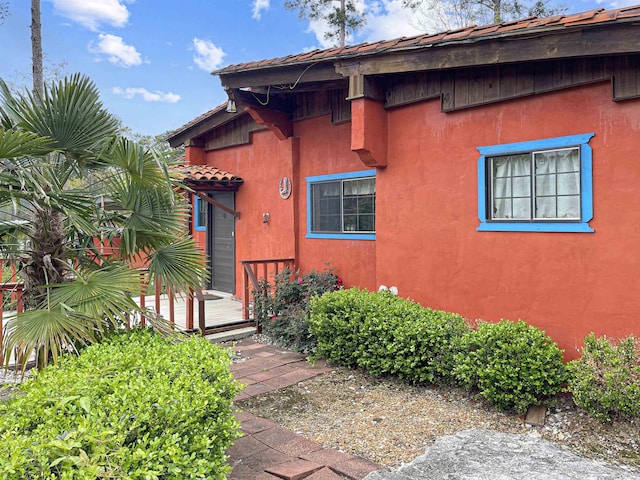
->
[225, 338, 380, 480]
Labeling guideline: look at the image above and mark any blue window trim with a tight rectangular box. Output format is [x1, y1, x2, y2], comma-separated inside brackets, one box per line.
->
[477, 133, 595, 233]
[306, 170, 376, 240]
[194, 195, 206, 232]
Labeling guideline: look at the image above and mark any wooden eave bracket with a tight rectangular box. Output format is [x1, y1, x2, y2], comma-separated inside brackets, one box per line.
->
[245, 106, 293, 140]
[350, 97, 388, 168]
[194, 191, 240, 219]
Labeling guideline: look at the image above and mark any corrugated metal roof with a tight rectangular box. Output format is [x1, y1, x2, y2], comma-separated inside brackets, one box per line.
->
[213, 5, 640, 75]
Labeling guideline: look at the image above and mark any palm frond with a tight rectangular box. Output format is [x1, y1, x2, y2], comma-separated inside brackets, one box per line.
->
[1, 74, 119, 163]
[47, 265, 141, 327]
[145, 237, 208, 293]
[2, 307, 97, 372]
[0, 129, 54, 158]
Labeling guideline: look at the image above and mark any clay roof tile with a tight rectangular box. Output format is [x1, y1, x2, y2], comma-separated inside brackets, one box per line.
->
[171, 164, 244, 185]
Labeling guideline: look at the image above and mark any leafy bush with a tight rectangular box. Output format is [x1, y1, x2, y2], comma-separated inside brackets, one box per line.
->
[0, 329, 242, 479]
[453, 320, 566, 413]
[253, 265, 340, 353]
[567, 333, 640, 422]
[309, 288, 471, 385]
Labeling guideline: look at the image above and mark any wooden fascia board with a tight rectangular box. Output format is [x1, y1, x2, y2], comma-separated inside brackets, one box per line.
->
[335, 24, 640, 76]
[194, 191, 240, 218]
[218, 62, 343, 90]
[168, 111, 245, 147]
[230, 88, 293, 113]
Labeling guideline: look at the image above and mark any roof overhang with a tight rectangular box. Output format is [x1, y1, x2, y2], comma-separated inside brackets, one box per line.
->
[171, 164, 244, 191]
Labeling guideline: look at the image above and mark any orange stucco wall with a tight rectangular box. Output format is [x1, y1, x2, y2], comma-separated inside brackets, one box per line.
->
[379, 81, 640, 359]
[195, 81, 640, 358]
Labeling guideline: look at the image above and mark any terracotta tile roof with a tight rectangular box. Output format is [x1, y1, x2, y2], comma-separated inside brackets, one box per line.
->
[171, 163, 243, 185]
[213, 5, 640, 76]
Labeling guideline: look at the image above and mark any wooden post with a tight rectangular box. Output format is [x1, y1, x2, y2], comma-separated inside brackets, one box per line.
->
[168, 289, 175, 328]
[186, 288, 194, 330]
[139, 273, 147, 327]
[242, 267, 249, 321]
[154, 276, 161, 316]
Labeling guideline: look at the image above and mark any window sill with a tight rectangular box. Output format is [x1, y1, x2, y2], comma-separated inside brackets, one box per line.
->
[306, 232, 376, 240]
[477, 222, 594, 233]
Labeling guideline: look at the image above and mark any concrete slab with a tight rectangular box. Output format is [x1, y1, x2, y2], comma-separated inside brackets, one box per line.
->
[364, 430, 640, 480]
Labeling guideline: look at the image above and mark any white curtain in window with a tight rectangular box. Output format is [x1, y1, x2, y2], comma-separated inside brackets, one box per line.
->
[492, 154, 530, 219]
[318, 182, 340, 197]
[344, 178, 375, 196]
[534, 148, 580, 219]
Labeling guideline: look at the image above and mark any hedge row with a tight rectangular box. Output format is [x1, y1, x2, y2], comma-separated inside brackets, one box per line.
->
[0, 329, 243, 479]
[309, 288, 567, 413]
[567, 333, 640, 422]
[310, 288, 640, 421]
[309, 288, 471, 386]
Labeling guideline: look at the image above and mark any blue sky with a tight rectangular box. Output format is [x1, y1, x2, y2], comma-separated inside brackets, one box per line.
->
[0, 0, 625, 137]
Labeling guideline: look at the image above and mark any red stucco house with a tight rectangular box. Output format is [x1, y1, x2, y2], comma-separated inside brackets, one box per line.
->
[167, 5, 640, 359]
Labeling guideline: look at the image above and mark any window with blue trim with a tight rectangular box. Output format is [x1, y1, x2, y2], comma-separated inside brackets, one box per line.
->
[194, 195, 207, 232]
[477, 133, 594, 232]
[306, 170, 376, 240]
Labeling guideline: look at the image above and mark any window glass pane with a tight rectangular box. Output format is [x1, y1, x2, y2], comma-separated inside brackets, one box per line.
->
[556, 148, 580, 173]
[535, 196, 557, 219]
[343, 215, 357, 231]
[344, 178, 375, 195]
[557, 196, 580, 219]
[491, 154, 531, 220]
[557, 172, 580, 195]
[310, 176, 376, 234]
[493, 198, 511, 219]
[535, 175, 556, 196]
[512, 197, 531, 219]
[535, 153, 556, 173]
[196, 197, 207, 228]
[343, 196, 357, 214]
[311, 182, 341, 232]
[512, 177, 531, 197]
[493, 177, 511, 197]
[358, 214, 375, 232]
[342, 177, 375, 233]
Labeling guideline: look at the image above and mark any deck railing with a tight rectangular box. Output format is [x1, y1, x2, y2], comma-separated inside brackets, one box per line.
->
[0, 266, 212, 361]
[240, 258, 295, 332]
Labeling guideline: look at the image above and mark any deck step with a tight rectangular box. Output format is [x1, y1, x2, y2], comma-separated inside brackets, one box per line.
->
[206, 327, 256, 343]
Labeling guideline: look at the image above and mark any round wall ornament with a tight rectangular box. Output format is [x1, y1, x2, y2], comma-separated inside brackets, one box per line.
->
[279, 177, 292, 199]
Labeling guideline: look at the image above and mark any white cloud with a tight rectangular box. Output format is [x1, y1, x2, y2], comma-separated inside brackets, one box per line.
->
[192, 38, 226, 72]
[50, 0, 132, 31]
[89, 33, 143, 67]
[112, 87, 181, 103]
[252, 0, 270, 20]
[363, 0, 424, 42]
[302, 0, 424, 48]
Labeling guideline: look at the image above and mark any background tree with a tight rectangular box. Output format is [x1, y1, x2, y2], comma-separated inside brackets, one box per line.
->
[0, 2, 8, 25]
[0, 74, 207, 370]
[285, 0, 365, 47]
[31, 0, 43, 100]
[403, 0, 566, 30]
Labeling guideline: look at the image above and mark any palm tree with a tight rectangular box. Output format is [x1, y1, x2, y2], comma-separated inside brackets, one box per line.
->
[0, 74, 207, 370]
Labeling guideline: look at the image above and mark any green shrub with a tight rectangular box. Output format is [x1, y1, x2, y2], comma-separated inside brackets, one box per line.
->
[454, 320, 567, 413]
[567, 333, 640, 422]
[253, 265, 340, 353]
[0, 329, 242, 479]
[309, 288, 471, 385]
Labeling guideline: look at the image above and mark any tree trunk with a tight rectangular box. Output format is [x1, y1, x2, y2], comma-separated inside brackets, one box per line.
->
[339, 0, 346, 47]
[21, 207, 67, 309]
[31, 0, 43, 102]
[493, 0, 502, 23]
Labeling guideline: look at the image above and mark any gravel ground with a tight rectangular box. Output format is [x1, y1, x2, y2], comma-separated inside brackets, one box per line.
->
[236, 365, 640, 471]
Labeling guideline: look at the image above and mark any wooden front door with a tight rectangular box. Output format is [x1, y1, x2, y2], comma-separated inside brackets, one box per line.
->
[207, 191, 236, 294]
